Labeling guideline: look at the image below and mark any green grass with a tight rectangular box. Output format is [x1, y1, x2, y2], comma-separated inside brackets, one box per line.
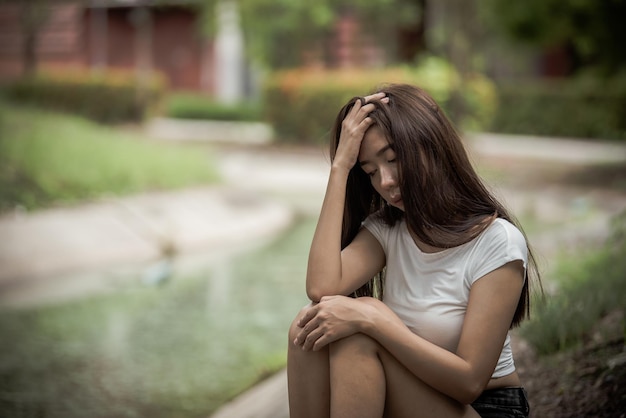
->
[0, 218, 314, 417]
[520, 211, 626, 355]
[0, 102, 219, 212]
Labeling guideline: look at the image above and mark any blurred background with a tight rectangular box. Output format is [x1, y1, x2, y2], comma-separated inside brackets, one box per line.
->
[0, 0, 625, 417]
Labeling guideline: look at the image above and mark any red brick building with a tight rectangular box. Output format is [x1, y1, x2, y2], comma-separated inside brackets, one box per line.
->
[0, 0, 214, 92]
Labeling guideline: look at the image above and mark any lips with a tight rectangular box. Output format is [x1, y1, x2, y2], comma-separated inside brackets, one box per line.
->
[389, 194, 403, 207]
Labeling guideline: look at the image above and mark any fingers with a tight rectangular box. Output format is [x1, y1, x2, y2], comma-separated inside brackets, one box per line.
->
[295, 318, 335, 351]
[347, 97, 375, 119]
[294, 296, 345, 351]
[363, 91, 389, 104]
[294, 301, 329, 350]
[343, 101, 375, 135]
[344, 92, 388, 127]
[297, 303, 318, 328]
[294, 314, 321, 350]
[301, 327, 325, 351]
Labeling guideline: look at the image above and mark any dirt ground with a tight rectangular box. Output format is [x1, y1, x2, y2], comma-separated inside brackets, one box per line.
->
[513, 326, 625, 417]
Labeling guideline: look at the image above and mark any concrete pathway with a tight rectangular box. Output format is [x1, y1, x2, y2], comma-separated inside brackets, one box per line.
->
[0, 144, 331, 309]
[466, 132, 626, 164]
[0, 186, 294, 307]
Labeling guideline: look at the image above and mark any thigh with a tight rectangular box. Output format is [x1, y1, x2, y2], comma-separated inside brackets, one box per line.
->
[288, 305, 331, 418]
[378, 347, 479, 418]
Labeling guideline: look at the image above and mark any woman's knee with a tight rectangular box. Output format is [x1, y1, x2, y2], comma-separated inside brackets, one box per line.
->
[330, 332, 380, 359]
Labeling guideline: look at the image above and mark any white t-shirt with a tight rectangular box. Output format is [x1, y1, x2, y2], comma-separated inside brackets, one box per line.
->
[362, 216, 528, 378]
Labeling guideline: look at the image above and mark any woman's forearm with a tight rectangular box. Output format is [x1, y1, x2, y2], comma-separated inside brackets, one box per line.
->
[360, 300, 488, 404]
[305, 94, 382, 301]
[306, 165, 350, 301]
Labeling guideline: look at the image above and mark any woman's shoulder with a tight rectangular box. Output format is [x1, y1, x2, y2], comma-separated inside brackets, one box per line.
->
[486, 218, 525, 244]
[466, 217, 528, 283]
[363, 211, 404, 229]
[362, 211, 405, 245]
[475, 217, 527, 258]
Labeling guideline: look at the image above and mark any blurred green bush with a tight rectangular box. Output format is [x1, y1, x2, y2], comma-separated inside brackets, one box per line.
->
[2, 68, 166, 124]
[164, 93, 261, 121]
[490, 75, 626, 140]
[262, 57, 497, 145]
[521, 210, 626, 355]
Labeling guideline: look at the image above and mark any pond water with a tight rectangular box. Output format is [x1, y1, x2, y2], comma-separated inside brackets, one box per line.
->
[0, 218, 315, 418]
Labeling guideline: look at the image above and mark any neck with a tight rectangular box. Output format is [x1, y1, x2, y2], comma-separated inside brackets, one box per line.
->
[407, 228, 444, 253]
[406, 213, 497, 253]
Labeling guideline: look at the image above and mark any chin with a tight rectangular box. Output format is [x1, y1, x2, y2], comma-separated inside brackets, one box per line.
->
[390, 201, 405, 211]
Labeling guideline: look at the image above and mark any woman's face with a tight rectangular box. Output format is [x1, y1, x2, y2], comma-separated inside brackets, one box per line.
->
[358, 126, 404, 211]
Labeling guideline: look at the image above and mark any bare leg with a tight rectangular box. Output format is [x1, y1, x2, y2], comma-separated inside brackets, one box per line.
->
[330, 332, 480, 418]
[288, 300, 479, 418]
[287, 305, 331, 418]
[329, 333, 386, 418]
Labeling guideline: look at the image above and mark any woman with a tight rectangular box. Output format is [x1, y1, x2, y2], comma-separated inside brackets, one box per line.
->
[287, 83, 540, 418]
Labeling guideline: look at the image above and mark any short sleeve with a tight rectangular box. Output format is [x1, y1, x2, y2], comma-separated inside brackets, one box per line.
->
[468, 219, 528, 285]
[362, 214, 389, 253]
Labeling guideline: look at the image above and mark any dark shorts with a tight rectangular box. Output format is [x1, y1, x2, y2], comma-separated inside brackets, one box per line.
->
[471, 387, 530, 418]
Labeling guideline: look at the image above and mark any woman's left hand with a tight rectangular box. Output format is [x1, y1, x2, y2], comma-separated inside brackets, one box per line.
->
[293, 295, 375, 351]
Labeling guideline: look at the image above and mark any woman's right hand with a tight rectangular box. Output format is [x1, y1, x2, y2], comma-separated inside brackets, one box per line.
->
[332, 92, 387, 172]
[294, 295, 373, 351]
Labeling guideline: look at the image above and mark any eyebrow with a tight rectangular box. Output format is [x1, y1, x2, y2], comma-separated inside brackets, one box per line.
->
[359, 144, 392, 166]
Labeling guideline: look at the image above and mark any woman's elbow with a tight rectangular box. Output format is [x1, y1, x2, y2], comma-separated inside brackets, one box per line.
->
[306, 288, 322, 303]
[306, 286, 328, 303]
[306, 283, 339, 302]
[455, 380, 486, 405]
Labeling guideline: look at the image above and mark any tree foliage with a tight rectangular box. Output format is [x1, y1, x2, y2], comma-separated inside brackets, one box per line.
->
[483, 0, 626, 74]
[200, 0, 423, 68]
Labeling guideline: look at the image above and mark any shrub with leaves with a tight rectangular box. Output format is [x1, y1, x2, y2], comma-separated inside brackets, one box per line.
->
[521, 211, 626, 355]
[263, 58, 497, 144]
[491, 74, 626, 140]
[164, 93, 261, 121]
[3, 68, 166, 124]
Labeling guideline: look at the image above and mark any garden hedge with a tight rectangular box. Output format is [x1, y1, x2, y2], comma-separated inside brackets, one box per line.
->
[262, 59, 497, 145]
[164, 92, 261, 121]
[3, 68, 166, 124]
[490, 76, 626, 140]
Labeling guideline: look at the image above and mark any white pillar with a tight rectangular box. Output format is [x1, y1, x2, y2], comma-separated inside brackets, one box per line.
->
[214, 0, 244, 104]
[129, 6, 153, 84]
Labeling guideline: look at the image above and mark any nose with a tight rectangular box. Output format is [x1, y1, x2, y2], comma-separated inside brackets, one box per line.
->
[379, 166, 397, 189]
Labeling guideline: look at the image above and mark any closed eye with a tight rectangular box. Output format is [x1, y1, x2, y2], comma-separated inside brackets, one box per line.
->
[385, 149, 397, 163]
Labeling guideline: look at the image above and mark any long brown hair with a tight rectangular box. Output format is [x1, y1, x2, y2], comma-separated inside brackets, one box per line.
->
[329, 83, 540, 327]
